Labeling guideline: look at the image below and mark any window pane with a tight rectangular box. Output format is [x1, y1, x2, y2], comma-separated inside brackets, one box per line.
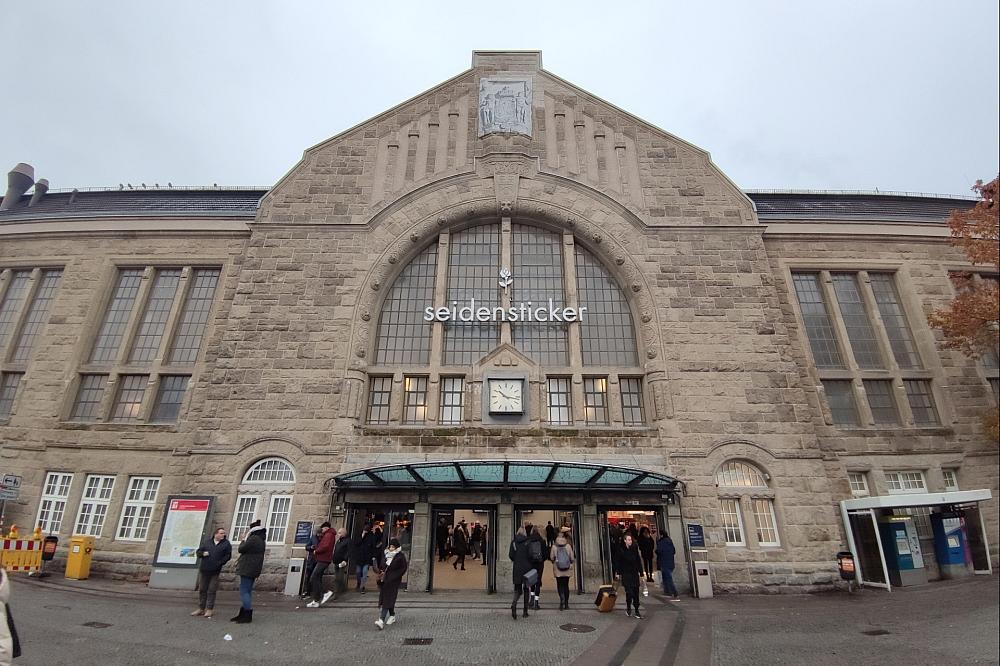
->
[942, 469, 959, 491]
[375, 244, 437, 365]
[848, 472, 869, 495]
[863, 379, 900, 425]
[117, 477, 159, 540]
[129, 269, 180, 363]
[36, 472, 73, 534]
[150, 375, 190, 423]
[886, 471, 927, 493]
[0, 372, 22, 420]
[897, 507, 933, 539]
[74, 475, 116, 537]
[444, 225, 501, 365]
[869, 273, 922, 369]
[831, 273, 883, 369]
[438, 376, 465, 425]
[751, 499, 780, 546]
[266, 496, 292, 543]
[792, 273, 844, 369]
[546, 377, 572, 425]
[168, 269, 220, 364]
[715, 461, 768, 487]
[243, 458, 296, 483]
[719, 498, 744, 545]
[511, 225, 568, 365]
[11, 269, 62, 362]
[402, 376, 428, 424]
[903, 379, 939, 426]
[583, 377, 609, 425]
[232, 496, 259, 538]
[91, 269, 143, 362]
[70, 374, 108, 421]
[619, 377, 645, 425]
[822, 380, 859, 426]
[367, 376, 392, 425]
[0, 271, 31, 351]
[110, 374, 148, 423]
[576, 247, 638, 366]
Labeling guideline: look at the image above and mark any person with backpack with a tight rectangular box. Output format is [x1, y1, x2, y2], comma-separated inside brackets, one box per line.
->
[550, 530, 575, 610]
[508, 527, 533, 619]
[527, 526, 546, 609]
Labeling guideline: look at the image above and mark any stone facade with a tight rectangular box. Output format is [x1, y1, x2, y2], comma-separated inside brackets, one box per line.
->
[0, 51, 995, 593]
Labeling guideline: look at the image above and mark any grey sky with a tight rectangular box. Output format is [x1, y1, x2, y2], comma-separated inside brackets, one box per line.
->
[3, 1, 997, 196]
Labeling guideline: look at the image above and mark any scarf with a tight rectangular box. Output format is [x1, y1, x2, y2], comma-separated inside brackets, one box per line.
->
[384, 548, 398, 567]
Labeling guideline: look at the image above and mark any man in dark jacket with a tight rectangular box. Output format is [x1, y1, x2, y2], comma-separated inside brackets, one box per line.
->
[331, 527, 350, 599]
[191, 527, 231, 618]
[656, 533, 680, 600]
[452, 522, 469, 570]
[508, 528, 534, 619]
[614, 533, 644, 619]
[306, 522, 336, 608]
[300, 526, 322, 599]
[231, 520, 266, 624]
[436, 518, 449, 562]
[352, 524, 378, 593]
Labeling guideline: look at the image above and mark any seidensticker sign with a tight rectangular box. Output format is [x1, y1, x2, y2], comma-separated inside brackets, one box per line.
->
[424, 299, 587, 323]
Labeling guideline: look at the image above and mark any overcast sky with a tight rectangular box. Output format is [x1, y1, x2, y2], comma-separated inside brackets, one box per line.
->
[2, 1, 997, 196]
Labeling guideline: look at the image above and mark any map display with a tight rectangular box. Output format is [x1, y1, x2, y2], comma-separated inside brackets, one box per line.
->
[154, 497, 212, 566]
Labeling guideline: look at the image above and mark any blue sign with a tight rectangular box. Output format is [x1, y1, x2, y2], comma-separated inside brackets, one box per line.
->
[294, 521, 314, 545]
[687, 523, 706, 549]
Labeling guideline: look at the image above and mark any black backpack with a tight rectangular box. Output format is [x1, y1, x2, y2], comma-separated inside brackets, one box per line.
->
[528, 538, 544, 563]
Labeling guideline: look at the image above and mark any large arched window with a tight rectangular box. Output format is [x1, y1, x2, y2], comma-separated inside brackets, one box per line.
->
[232, 457, 296, 544]
[369, 221, 644, 427]
[715, 460, 780, 547]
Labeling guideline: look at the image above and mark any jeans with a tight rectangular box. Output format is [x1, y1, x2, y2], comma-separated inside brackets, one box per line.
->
[197, 571, 221, 610]
[239, 576, 255, 610]
[379, 606, 395, 621]
[356, 563, 370, 589]
[555, 576, 570, 607]
[661, 567, 679, 597]
[310, 562, 331, 602]
[641, 553, 655, 579]
[511, 582, 530, 614]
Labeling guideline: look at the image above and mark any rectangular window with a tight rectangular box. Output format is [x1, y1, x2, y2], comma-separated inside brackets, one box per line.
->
[10, 269, 62, 362]
[903, 379, 940, 426]
[150, 375, 190, 423]
[128, 269, 181, 363]
[0, 271, 31, 351]
[868, 273, 922, 369]
[266, 495, 292, 544]
[751, 498, 780, 546]
[848, 472, 869, 496]
[35, 472, 74, 534]
[70, 374, 109, 421]
[885, 470, 927, 494]
[402, 376, 428, 424]
[168, 269, 220, 364]
[822, 380, 859, 426]
[438, 376, 465, 425]
[0, 372, 22, 419]
[942, 469, 959, 492]
[366, 376, 392, 425]
[831, 273, 884, 369]
[116, 476, 160, 541]
[546, 377, 572, 425]
[792, 273, 844, 369]
[231, 495, 259, 540]
[619, 377, 645, 426]
[91, 269, 143, 363]
[74, 474, 116, 537]
[719, 498, 745, 546]
[110, 374, 149, 423]
[583, 377, 609, 425]
[863, 380, 900, 426]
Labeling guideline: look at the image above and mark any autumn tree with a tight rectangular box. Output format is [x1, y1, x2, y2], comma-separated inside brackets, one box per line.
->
[928, 176, 999, 441]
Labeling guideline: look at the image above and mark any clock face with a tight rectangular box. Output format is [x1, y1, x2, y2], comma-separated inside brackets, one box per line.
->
[489, 379, 524, 414]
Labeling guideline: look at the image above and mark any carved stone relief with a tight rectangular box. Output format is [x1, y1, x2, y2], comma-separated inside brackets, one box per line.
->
[478, 78, 532, 137]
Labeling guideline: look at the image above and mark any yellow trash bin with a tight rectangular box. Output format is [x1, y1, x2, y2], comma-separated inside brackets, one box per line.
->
[65, 535, 95, 580]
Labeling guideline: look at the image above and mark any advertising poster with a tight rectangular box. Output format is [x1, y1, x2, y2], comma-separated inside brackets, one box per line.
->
[154, 496, 213, 566]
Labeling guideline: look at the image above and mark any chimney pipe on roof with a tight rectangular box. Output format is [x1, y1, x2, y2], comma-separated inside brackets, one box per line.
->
[0, 163, 35, 211]
[28, 178, 49, 207]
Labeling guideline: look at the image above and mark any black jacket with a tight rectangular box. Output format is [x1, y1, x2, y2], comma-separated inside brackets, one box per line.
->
[638, 534, 655, 558]
[332, 536, 351, 565]
[352, 531, 378, 566]
[508, 532, 533, 584]
[615, 543, 643, 585]
[234, 526, 267, 578]
[196, 536, 232, 574]
[655, 535, 676, 571]
[452, 527, 468, 555]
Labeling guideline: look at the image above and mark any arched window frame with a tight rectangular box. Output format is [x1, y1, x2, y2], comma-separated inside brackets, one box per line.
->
[232, 457, 296, 545]
[715, 460, 781, 548]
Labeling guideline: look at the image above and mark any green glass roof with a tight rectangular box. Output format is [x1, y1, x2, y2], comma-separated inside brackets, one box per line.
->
[332, 460, 678, 493]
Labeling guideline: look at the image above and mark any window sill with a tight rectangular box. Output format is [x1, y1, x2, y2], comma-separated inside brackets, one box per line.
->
[58, 421, 179, 432]
[358, 424, 658, 437]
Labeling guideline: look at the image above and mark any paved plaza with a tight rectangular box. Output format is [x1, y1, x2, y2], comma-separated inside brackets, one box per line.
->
[7, 574, 998, 665]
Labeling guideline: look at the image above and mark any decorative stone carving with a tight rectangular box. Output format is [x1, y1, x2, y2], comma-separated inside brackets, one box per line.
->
[361, 311, 371, 322]
[410, 233, 419, 243]
[478, 78, 532, 137]
[616, 256, 625, 265]
[388, 255, 397, 264]
[641, 313, 652, 323]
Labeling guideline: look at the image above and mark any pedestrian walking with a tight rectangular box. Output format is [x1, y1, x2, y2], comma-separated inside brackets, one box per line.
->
[638, 526, 656, 582]
[470, 522, 483, 560]
[614, 533, 643, 619]
[300, 525, 322, 599]
[331, 527, 350, 599]
[306, 522, 337, 608]
[508, 527, 533, 619]
[352, 524, 378, 593]
[374, 538, 408, 630]
[452, 521, 469, 570]
[480, 524, 489, 566]
[527, 526, 546, 609]
[231, 520, 266, 624]
[545, 521, 556, 548]
[550, 530, 575, 610]
[656, 532, 680, 600]
[191, 527, 232, 618]
[1, 567, 22, 665]
[436, 518, 449, 562]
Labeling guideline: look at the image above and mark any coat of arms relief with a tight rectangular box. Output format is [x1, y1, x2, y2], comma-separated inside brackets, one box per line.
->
[478, 78, 532, 137]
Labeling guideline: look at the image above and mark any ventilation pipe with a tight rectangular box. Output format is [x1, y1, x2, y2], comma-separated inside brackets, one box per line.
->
[0, 163, 34, 211]
[28, 178, 49, 206]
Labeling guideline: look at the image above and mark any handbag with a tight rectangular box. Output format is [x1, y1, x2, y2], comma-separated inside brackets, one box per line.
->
[523, 568, 539, 587]
[6, 604, 21, 659]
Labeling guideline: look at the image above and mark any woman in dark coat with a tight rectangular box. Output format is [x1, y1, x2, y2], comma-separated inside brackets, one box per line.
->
[452, 522, 469, 570]
[508, 527, 533, 619]
[528, 526, 546, 608]
[231, 520, 266, 624]
[374, 538, 408, 629]
[615, 533, 644, 619]
[637, 526, 656, 582]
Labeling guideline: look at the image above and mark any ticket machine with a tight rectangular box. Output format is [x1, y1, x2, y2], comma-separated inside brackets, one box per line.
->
[931, 511, 971, 579]
[877, 516, 927, 587]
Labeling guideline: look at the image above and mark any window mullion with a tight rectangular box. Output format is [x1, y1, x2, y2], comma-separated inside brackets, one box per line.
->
[562, 232, 583, 368]
[116, 267, 157, 367]
[429, 232, 449, 366]
[500, 217, 512, 346]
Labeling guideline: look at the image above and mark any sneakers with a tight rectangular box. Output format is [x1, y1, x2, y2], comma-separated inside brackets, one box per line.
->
[386, 614, 396, 625]
[321, 591, 334, 605]
[190, 608, 205, 616]
[306, 601, 320, 608]
[670, 597, 681, 602]
[204, 609, 214, 618]
[375, 619, 385, 630]
[626, 608, 632, 617]
[634, 612, 644, 620]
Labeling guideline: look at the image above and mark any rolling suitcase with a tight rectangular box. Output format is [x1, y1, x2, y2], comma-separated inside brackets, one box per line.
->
[594, 584, 617, 612]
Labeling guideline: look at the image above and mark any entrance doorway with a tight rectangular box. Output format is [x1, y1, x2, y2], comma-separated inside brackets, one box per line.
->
[429, 506, 495, 592]
[515, 507, 582, 594]
[346, 504, 413, 590]
[599, 507, 663, 582]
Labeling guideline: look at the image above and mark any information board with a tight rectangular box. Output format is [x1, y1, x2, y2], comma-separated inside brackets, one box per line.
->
[153, 496, 214, 567]
[687, 523, 706, 549]
[294, 521, 314, 545]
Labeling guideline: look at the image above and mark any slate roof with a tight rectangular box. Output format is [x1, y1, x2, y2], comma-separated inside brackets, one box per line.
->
[747, 191, 976, 222]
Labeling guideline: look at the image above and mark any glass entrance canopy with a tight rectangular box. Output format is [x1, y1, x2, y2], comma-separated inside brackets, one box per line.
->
[332, 459, 679, 493]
